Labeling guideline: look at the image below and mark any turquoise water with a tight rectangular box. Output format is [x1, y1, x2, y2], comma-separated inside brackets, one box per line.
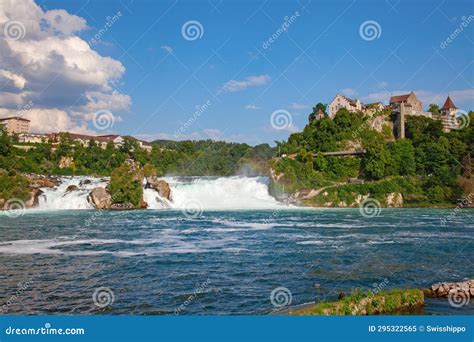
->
[0, 209, 473, 315]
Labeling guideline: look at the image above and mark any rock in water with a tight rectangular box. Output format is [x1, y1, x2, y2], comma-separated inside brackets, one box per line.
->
[88, 187, 112, 209]
[79, 179, 92, 186]
[25, 189, 44, 208]
[66, 185, 79, 192]
[145, 176, 171, 200]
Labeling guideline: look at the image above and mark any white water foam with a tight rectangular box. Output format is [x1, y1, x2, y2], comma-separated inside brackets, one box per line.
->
[38, 177, 108, 210]
[163, 176, 283, 210]
[35, 176, 285, 211]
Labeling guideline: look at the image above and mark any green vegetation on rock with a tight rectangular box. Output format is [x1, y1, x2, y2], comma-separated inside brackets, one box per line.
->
[109, 161, 144, 208]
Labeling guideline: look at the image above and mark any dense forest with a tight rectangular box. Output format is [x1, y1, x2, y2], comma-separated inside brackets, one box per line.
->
[0, 132, 274, 177]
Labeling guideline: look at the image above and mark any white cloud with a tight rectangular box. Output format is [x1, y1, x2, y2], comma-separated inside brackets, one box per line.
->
[288, 102, 309, 110]
[245, 104, 261, 110]
[0, 0, 130, 134]
[221, 74, 270, 93]
[0, 69, 27, 91]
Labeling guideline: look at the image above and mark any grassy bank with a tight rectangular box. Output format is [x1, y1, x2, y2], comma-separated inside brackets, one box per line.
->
[290, 289, 424, 316]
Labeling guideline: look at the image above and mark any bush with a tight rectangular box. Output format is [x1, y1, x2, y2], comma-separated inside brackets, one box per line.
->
[108, 162, 143, 208]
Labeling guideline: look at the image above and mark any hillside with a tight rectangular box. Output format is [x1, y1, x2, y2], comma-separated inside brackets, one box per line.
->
[270, 107, 474, 207]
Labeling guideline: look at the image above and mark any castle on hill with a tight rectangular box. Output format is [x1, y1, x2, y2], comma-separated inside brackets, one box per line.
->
[323, 92, 460, 138]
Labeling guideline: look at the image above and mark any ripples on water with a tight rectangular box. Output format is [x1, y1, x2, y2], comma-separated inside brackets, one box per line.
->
[0, 209, 473, 315]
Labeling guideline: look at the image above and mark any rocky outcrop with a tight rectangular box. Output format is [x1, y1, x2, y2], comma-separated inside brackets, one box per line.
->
[25, 189, 44, 208]
[425, 279, 474, 301]
[20, 174, 58, 209]
[145, 176, 171, 200]
[87, 187, 112, 209]
[25, 174, 59, 188]
[59, 156, 74, 169]
[386, 192, 403, 207]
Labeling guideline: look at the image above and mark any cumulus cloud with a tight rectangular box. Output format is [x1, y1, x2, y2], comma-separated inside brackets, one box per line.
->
[0, 0, 130, 133]
[221, 74, 270, 93]
[0, 69, 26, 91]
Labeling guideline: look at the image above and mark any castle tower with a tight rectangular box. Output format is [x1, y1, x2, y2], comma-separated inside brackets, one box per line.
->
[440, 96, 457, 131]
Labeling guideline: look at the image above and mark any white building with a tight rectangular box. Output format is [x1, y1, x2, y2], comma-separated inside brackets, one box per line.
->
[328, 94, 363, 118]
[0, 116, 30, 134]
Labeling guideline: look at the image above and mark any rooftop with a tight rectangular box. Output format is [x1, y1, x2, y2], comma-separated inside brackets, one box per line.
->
[442, 96, 457, 110]
[389, 93, 413, 103]
[0, 116, 31, 122]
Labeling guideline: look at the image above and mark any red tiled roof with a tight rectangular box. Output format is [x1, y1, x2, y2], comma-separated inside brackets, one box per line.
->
[389, 94, 411, 103]
[442, 96, 456, 110]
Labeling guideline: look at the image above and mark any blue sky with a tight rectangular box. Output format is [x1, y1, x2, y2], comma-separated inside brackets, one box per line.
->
[1, 0, 473, 145]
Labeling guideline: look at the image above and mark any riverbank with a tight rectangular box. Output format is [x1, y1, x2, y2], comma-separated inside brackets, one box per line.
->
[289, 279, 474, 316]
[290, 289, 424, 315]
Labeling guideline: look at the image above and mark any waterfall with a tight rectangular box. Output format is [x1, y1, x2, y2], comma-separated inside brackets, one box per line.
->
[38, 177, 108, 210]
[36, 176, 283, 210]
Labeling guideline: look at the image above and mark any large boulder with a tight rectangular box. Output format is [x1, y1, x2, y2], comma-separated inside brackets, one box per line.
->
[88, 187, 112, 209]
[25, 189, 44, 208]
[145, 176, 171, 200]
